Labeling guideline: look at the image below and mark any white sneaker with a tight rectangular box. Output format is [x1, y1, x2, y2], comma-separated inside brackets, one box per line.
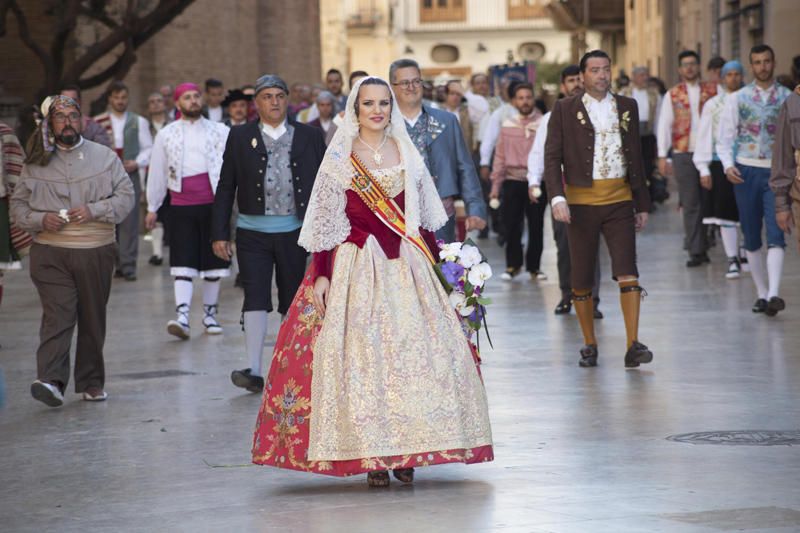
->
[725, 258, 741, 280]
[81, 389, 108, 401]
[500, 268, 519, 281]
[167, 304, 191, 340]
[531, 271, 548, 281]
[203, 304, 222, 335]
[30, 380, 64, 407]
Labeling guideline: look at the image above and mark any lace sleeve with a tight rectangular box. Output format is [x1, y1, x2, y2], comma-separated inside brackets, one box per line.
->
[416, 167, 448, 232]
[297, 161, 351, 253]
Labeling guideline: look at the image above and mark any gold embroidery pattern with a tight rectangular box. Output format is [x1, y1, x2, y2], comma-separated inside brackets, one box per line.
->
[307, 238, 493, 461]
[582, 93, 627, 180]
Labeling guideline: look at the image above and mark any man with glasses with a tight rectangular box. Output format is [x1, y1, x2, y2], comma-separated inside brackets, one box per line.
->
[389, 58, 487, 242]
[11, 95, 134, 406]
[656, 50, 718, 267]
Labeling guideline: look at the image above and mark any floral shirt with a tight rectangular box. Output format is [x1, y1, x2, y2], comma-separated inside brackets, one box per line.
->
[582, 92, 627, 180]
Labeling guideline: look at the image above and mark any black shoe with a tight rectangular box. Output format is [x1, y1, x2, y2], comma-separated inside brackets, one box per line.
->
[624, 341, 653, 368]
[765, 297, 785, 317]
[752, 298, 768, 313]
[593, 306, 603, 320]
[554, 299, 571, 315]
[579, 344, 598, 367]
[148, 255, 163, 266]
[231, 368, 264, 393]
[114, 270, 125, 278]
[123, 273, 137, 282]
[686, 253, 710, 267]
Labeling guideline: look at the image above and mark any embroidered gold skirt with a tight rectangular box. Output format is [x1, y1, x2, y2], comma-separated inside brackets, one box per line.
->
[252, 236, 493, 475]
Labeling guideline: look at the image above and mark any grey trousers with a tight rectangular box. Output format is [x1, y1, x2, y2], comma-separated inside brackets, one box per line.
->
[29, 243, 115, 392]
[672, 152, 708, 256]
[553, 218, 601, 302]
[116, 173, 141, 275]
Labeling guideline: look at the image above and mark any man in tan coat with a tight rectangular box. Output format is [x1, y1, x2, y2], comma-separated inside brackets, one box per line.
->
[11, 95, 134, 407]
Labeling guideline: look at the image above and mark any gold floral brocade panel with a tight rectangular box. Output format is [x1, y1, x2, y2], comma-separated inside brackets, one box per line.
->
[307, 237, 493, 461]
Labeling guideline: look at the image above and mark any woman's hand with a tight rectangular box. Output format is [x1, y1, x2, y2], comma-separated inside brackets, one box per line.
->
[313, 276, 330, 318]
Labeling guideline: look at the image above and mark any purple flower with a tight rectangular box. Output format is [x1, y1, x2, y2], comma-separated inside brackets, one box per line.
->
[441, 261, 465, 285]
[468, 306, 485, 323]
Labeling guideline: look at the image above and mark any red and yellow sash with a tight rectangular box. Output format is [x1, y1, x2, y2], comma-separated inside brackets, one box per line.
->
[349, 153, 436, 264]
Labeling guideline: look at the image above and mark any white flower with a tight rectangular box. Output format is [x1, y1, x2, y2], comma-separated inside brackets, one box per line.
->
[439, 242, 462, 262]
[449, 291, 466, 311]
[459, 303, 475, 317]
[458, 244, 483, 269]
[467, 262, 493, 287]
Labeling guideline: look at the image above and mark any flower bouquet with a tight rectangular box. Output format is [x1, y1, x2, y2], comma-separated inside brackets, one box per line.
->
[435, 239, 493, 348]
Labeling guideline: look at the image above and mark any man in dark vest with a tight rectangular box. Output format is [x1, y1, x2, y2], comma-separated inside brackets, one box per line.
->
[212, 74, 326, 393]
[94, 81, 153, 281]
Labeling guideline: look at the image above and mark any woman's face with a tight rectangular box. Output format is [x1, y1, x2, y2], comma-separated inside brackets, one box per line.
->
[356, 84, 391, 133]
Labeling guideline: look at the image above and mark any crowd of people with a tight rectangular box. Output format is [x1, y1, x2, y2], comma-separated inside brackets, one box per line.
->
[1, 45, 799, 486]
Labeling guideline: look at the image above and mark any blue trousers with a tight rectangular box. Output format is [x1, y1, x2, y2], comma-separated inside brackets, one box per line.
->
[733, 164, 785, 251]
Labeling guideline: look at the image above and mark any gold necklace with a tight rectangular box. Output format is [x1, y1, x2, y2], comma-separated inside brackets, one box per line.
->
[357, 133, 388, 165]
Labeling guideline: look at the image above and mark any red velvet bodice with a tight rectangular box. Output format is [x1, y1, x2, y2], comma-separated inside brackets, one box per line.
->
[312, 190, 439, 279]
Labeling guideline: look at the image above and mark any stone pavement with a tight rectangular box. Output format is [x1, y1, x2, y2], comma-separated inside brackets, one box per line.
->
[1, 198, 799, 532]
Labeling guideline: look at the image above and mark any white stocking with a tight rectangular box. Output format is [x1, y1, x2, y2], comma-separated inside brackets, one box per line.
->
[745, 249, 767, 300]
[766, 247, 785, 299]
[720, 225, 739, 259]
[244, 311, 268, 376]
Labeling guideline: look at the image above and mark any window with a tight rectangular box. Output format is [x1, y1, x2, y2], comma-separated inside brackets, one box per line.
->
[420, 0, 466, 22]
[431, 44, 460, 63]
[507, 0, 546, 20]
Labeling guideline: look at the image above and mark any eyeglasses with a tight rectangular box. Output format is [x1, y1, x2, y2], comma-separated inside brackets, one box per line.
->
[392, 78, 423, 90]
[51, 112, 81, 124]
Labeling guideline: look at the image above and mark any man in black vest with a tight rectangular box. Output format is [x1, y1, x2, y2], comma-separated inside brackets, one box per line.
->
[212, 74, 326, 393]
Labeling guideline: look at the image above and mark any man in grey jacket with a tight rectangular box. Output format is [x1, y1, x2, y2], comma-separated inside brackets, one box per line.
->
[390, 59, 487, 242]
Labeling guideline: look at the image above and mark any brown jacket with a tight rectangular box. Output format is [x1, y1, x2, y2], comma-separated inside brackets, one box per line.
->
[769, 90, 800, 213]
[544, 92, 651, 213]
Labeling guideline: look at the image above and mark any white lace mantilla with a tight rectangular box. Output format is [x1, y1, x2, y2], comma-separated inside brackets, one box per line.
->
[298, 76, 447, 253]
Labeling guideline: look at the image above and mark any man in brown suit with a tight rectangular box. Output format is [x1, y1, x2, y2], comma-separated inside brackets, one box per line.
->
[544, 50, 653, 368]
[771, 85, 800, 250]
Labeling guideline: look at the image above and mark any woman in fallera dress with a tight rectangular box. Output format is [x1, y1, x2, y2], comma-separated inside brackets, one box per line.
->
[251, 77, 493, 487]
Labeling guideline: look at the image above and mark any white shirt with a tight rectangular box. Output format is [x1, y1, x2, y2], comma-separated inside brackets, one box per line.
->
[632, 87, 650, 123]
[403, 110, 423, 129]
[479, 103, 516, 166]
[527, 112, 551, 187]
[692, 91, 727, 176]
[181, 119, 210, 176]
[147, 118, 229, 212]
[716, 84, 777, 170]
[260, 121, 287, 141]
[463, 90, 490, 129]
[319, 118, 332, 132]
[109, 112, 153, 168]
[207, 106, 223, 123]
[656, 81, 701, 156]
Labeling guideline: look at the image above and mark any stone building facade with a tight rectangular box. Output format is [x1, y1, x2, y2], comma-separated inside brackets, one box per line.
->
[625, 0, 800, 86]
[0, 0, 321, 126]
